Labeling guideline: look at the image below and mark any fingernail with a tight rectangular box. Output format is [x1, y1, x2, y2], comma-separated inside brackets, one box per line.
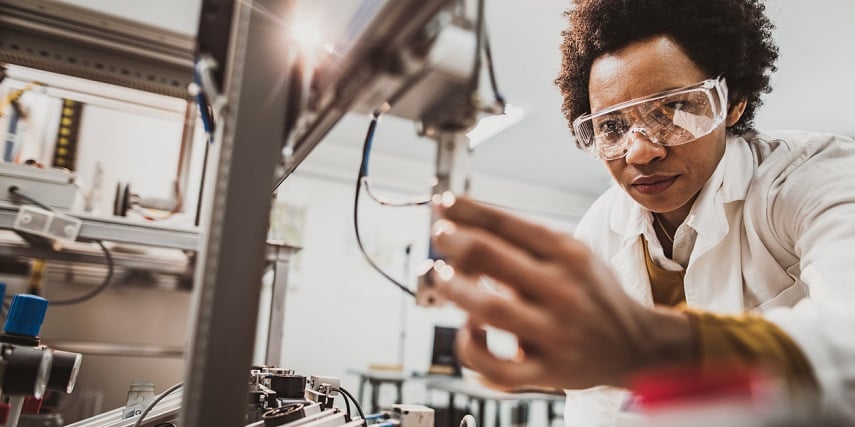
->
[432, 260, 455, 282]
[432, 218, 457, 237]
[440, 191, 456, 208]
[430, 191, 456, 209]
[432, 219, 471, 256]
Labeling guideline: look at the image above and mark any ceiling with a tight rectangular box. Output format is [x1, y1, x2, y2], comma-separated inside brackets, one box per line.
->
[62, 0, 855, 198]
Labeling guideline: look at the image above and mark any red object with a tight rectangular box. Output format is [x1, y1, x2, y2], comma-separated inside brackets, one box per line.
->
[630, 363, 767, 410]
[0, 402, 10, 424]
[22, 396, 43, 414]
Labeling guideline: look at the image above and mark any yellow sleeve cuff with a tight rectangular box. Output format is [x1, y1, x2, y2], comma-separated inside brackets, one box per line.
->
[682, 308, 818, 397]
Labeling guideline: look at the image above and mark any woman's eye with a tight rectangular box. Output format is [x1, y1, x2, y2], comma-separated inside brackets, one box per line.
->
[665, 100, 688, 111]
[597, 119, 626, 136]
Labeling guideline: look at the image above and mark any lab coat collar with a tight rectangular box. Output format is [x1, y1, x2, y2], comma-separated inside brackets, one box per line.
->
[683, 134, 739, 255]
[605, 134, 755, 309]
[719, 133, 753, 203]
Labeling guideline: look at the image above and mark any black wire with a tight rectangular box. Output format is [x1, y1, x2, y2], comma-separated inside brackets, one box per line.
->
[49, 240, 113, 306]
[338, 386, 365, 425]
[4, 186, 115, 305]
[194, 134, 211, 226]
[361, 178, 431, 207]
[482, 27, 506, 106]
[469, 0, 486, 90]
[338, 390, 352, 421]
[132, 382, 183, 427]
[353, 113, 416, 298]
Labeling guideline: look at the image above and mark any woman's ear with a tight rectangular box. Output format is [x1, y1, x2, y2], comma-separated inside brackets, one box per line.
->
[726, 98, 748, 127]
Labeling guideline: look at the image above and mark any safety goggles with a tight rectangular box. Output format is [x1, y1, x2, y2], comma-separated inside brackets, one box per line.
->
[572, 76, 728, 160]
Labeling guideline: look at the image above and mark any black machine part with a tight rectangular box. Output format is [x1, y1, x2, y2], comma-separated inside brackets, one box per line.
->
[262, 403, 306, 427]
[46, 350, 82, 393]
[268, 374, 306, 399]
[2, 345, 52, 397]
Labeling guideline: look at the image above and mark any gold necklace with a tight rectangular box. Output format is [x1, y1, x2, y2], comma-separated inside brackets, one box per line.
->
[654, 214, 675, 244]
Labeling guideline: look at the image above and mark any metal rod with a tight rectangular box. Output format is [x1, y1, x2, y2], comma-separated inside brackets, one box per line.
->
[264, 242, 299, 366]
[5, 396, 24, 427]
[180, 0, 295, 425]
[173, 100, 197, 214]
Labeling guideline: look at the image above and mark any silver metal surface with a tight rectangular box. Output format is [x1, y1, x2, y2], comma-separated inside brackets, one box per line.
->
[65, 389, 183, 427]
[433, 131, 472, 196]
[0, 0, 194, 98]
[0, 163, 77, 209]
[45, 341, 185, 359]
[175, 100, 198, 215]
[6, 396, 24, 427]
[180, 0, 296, 425]
[0, 202, 200, 250]
[0, 232, 193, 276]
[265, 241, 301, 366]
[274, 0, 454, 188]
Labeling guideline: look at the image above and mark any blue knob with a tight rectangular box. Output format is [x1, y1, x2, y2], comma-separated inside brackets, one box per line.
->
[4, 294, 49, 337]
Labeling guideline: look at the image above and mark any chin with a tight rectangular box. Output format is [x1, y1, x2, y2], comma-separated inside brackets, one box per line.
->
[630, 192, 688, 215]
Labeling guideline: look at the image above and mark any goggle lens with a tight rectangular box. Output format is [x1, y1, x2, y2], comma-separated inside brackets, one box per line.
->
[573, 78, 727, 160]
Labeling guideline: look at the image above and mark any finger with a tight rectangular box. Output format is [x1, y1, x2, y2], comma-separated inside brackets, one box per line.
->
[434, 270, 556, 348]
[457, 321, 487, 369]
[456, 326, 545, 389]
[432, 219, 573, 302]
[435, 197, 600, 285]
[435, 195, 565, 260]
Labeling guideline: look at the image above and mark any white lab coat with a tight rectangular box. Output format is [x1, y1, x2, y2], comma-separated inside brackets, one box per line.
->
[564, 130, 855, 426]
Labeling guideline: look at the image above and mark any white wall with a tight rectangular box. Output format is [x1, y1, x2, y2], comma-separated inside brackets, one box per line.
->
[268, 122, 591, 412]
[757, 0, 855, 137]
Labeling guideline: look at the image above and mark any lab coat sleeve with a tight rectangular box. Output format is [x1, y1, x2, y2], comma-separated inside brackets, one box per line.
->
[759, 133, 855, 418]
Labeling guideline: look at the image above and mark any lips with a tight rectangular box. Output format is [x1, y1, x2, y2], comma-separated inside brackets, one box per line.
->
[631, 175, 678, 195]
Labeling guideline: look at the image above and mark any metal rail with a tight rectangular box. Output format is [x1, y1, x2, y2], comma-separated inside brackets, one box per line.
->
[0, 0, 194, 99]
[0, 202, 200, 251]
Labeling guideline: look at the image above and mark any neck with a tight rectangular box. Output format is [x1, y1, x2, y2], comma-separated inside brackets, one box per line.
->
[659, 192, 700, 230]
[655, 213, 680, 235]
[653, 213, 676, 259]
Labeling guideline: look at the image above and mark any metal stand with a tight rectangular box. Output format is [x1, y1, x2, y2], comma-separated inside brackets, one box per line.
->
[180, 0, 295, 425]
[264, 241, 300, 366]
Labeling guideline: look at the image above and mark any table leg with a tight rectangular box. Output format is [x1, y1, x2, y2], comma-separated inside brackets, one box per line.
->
[447, 392, 456, 427]
[371, 379, 380, 413]
[495, 401, 501, 427]
[520, 400, 529, 426]
[358, 376, 366, 409]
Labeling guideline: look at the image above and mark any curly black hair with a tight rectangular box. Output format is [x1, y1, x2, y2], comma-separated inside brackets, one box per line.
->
[556, 0, 779, 140]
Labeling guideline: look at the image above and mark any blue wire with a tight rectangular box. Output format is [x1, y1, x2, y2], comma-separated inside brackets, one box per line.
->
[193, 61, 215, 142]
[363, 413, 386, 421]
[359, 112, 380, 176]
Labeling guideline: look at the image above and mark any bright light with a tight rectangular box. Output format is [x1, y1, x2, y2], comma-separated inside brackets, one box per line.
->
[466, 104, 526, 148]
[290, 21, 323, 53]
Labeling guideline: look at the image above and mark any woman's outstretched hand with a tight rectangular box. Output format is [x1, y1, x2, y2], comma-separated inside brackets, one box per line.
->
[430, 195, 692, 391]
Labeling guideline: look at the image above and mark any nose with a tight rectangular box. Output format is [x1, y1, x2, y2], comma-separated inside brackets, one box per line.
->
[623, 128, 666, 164]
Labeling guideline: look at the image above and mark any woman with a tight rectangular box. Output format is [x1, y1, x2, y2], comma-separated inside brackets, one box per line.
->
[428, 0, 855, 424]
